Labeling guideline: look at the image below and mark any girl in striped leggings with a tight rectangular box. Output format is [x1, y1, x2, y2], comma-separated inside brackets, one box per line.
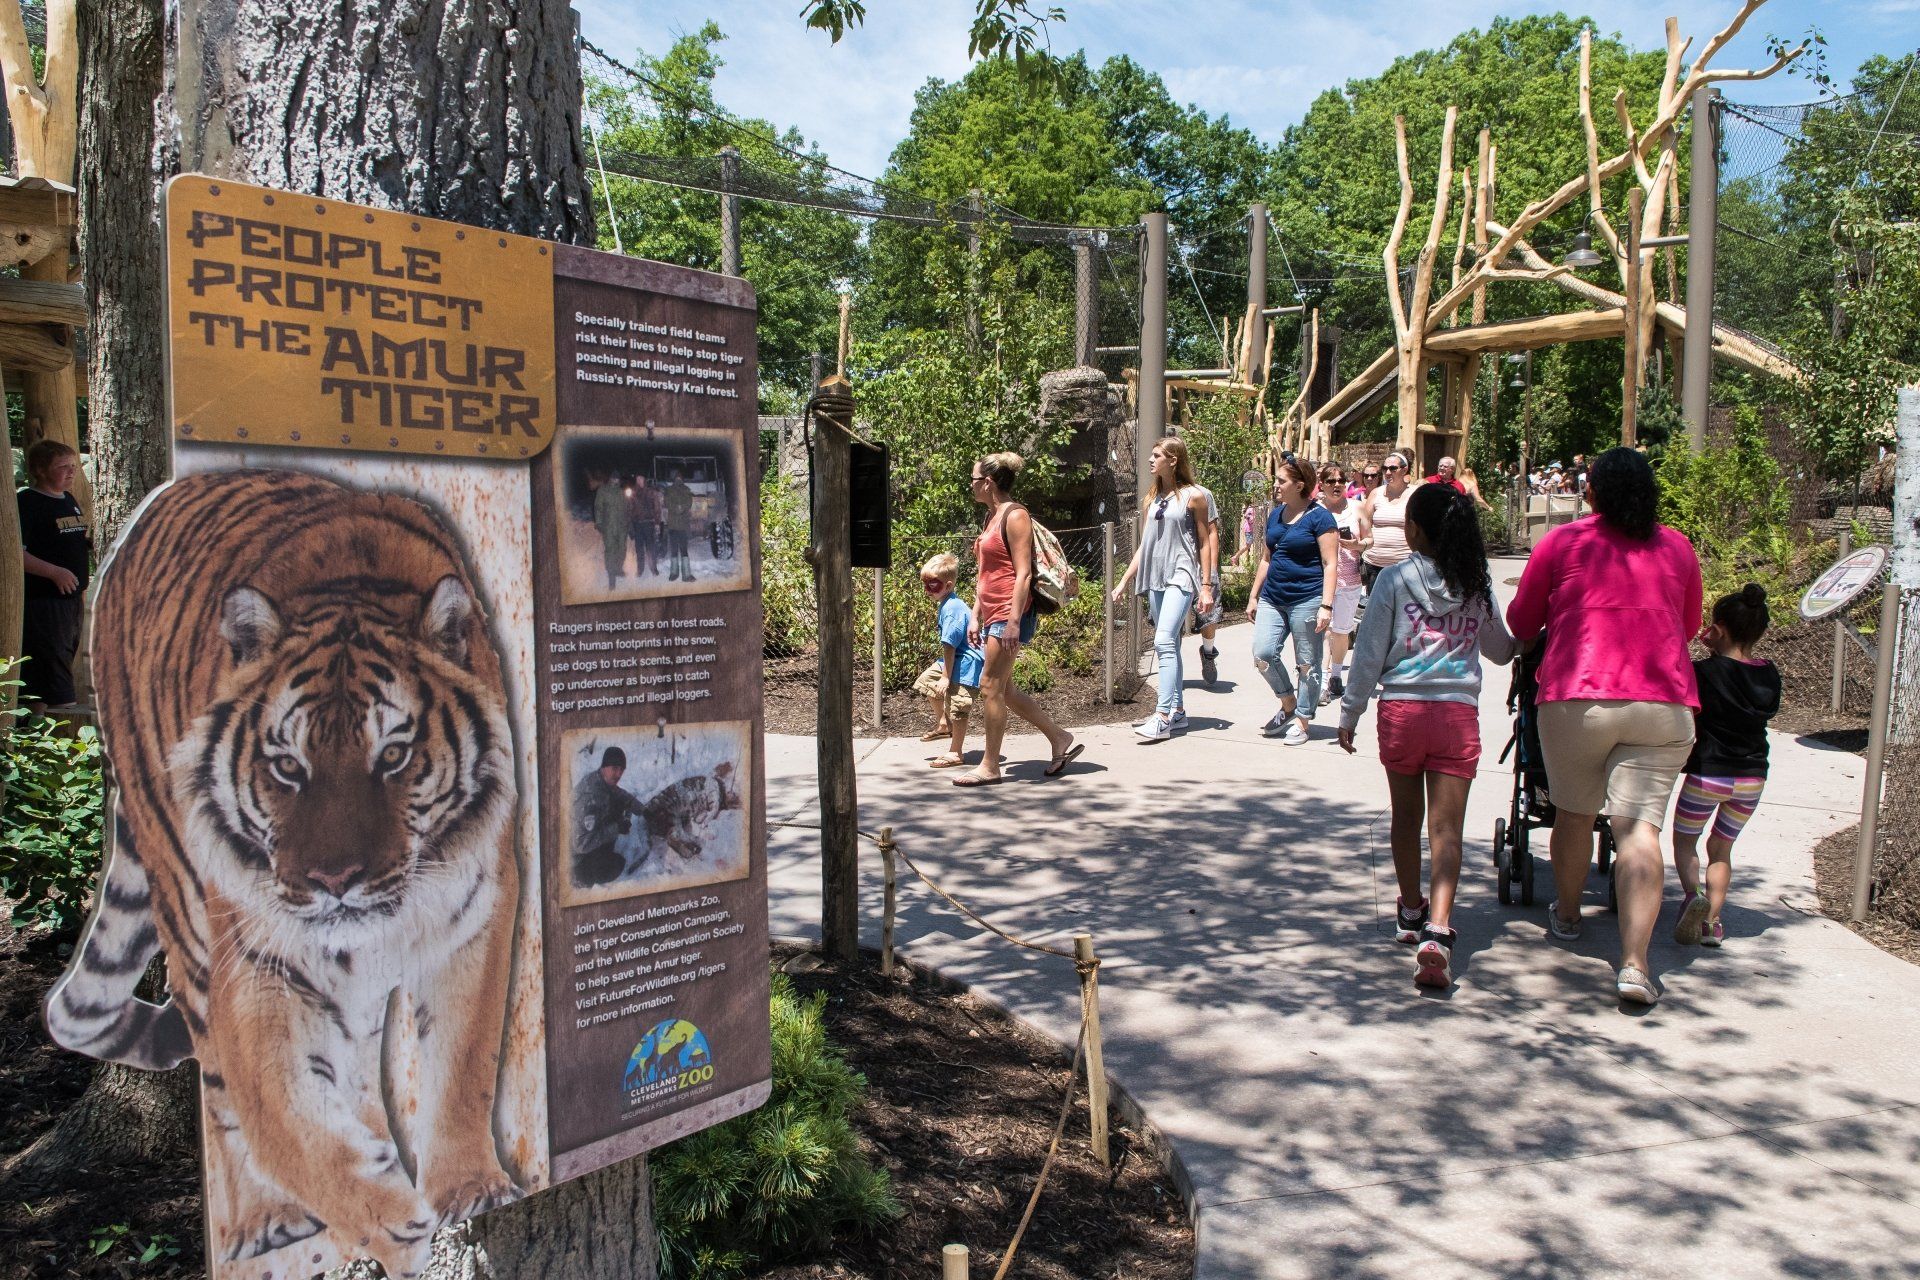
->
[1672, 585, 1781, 947]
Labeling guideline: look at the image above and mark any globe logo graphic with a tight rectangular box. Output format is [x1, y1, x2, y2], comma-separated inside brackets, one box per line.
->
[624, 1019, 712, 1092]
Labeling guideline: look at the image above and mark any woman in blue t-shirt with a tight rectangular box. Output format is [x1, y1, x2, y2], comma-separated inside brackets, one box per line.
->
[1246, 453, 1339, 745]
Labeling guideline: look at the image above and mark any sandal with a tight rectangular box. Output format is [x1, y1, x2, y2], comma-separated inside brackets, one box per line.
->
[952, 771, 1005, 787]
[920, 728, 949, 742]
[928, 752, 966, 769]
[1044, 741, 1084, 778]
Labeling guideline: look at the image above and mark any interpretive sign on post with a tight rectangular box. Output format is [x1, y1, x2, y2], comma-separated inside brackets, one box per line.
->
[43, 176, 769, 1280]
[1800, 544, 1888, 621]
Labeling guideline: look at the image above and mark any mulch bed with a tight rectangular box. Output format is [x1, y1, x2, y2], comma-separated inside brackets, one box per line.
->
[764, 944, 1191, 1280]
[0, 924, 1192, 1280]
[0, 926, 201, 1280]
[1810, 825, 1920, 968]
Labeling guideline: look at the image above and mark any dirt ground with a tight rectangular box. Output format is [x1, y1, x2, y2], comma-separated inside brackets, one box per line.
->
[0, 925, 1191, 1280]
[763, 945, 1192, 1280]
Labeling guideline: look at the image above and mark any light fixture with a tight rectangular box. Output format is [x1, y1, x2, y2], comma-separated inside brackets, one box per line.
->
[1561, 228, 1606, 269]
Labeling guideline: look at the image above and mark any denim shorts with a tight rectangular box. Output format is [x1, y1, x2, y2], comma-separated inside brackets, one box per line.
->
[983, 610, 1038, 645]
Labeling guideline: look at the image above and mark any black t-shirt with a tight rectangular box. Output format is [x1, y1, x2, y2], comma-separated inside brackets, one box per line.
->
[1684, 654, 1782, 778]
[18, 488, 90, 600]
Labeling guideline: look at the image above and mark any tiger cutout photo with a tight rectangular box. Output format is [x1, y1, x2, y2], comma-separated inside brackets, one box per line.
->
[45, 469, 526, 1280]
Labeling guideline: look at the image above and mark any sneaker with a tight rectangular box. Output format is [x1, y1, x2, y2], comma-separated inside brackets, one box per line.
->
[1395, 897, 1429, 944]
[1616, 964, 1659, 1005]
[1134, 714, 1172, 743]
[1261, 712, 1291, 736]
[1674, 891, 1709, 945]
[1415, 925, 1455, 988]
[1701, 919, 1725, 948]
[1200, 647, 1218, 687]
[1282, 721, 1310, 746]
[1133, 708, 1187, 730]
[1546, 900, 1582, 941]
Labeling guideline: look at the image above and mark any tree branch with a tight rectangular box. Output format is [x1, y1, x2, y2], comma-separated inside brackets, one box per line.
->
[1579, 28, 1624, 262]
[1384, 114, 1413, 341]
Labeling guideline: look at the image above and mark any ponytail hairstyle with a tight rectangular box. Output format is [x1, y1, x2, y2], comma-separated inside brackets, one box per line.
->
[1405, 481, 1493, 607]
[1712, 583, 1771, 649]
[976, 451, 1025, 496]
[1587, 446, 1658, 540]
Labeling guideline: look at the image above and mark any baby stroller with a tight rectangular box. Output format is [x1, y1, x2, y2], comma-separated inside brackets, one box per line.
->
[1492, 638, 1616, 908]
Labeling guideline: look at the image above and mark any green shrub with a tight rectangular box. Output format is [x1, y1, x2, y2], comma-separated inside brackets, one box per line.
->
[652, 975, 898, 1279]
[1655, 406, 1799, 601]
[1011, 648, 1054, 693]
[0, 662, 105, 935]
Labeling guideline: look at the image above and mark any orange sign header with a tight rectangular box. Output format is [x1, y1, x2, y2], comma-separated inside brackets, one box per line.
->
[164, 176, 558, 459]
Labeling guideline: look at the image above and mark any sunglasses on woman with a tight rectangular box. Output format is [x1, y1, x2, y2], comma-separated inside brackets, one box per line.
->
[1381, 464, 1404, 473]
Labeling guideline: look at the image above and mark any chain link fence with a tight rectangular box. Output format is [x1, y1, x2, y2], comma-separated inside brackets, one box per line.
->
[1864, 586, 1920, 929]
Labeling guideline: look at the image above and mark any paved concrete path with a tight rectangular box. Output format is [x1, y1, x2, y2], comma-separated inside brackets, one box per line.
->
[763, 558, 1920, 1278]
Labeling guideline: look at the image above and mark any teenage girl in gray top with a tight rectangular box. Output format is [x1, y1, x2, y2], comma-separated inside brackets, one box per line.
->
[1112, 437, 1217, 742]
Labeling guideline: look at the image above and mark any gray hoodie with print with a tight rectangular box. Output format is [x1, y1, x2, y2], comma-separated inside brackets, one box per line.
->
[1338, 552, 1516, 732]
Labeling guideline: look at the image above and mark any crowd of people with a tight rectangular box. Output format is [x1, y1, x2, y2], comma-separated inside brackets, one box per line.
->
[916, 443, 1780, 1008]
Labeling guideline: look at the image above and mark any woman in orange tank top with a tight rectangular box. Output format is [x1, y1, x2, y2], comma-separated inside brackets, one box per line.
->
[955, 452, 1082, 786]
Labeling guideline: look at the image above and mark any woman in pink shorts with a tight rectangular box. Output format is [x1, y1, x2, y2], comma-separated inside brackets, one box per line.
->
[1338, 484, 1515, 988]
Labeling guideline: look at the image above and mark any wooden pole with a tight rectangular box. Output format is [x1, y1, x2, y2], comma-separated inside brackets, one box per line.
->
[1853, 581, 1900, 922]
[1831, 527, 1851, 714]
[718, 145, 741, 278]
[1073, 933, 1109, 1168]
[813, 377, 861, 961]
[878, 826, 897, 977]
[942, 1243, 971, 1280]
[872, 566, 884, 729]
[1622, 187, 1643, 447]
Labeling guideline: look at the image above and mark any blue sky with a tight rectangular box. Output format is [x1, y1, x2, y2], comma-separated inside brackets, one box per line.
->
[575, 0, 1918, 179]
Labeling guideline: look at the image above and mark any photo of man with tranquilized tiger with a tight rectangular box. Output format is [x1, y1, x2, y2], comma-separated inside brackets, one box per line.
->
[44, 469, 534, 1280]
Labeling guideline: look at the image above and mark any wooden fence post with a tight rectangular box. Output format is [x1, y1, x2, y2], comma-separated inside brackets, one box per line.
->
[942, 1243, 970, 1280]
[1073, 933, 1109, 1168]
[879, 826, 897, 977]
[813, 377, 860, 961]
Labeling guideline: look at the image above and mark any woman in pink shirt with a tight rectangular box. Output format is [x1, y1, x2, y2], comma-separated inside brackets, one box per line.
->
[1507, 447, 1702, 1006]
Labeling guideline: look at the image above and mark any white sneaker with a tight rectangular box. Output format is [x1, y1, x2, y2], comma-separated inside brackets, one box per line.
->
[1134, 714, 1172, 742]
[1282, 721, 1310, 746]
[1133, 708, 1186, 729]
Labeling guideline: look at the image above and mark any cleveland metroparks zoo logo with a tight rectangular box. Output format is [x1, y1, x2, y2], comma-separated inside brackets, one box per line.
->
[624, 1019, 714, 1107]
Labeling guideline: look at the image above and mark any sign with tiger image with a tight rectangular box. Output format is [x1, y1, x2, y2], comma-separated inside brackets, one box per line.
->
[44, 177, 771, 1280]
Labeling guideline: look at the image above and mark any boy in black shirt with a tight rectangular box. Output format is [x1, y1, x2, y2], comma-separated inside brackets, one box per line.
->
[16, 441, 90, 707]
[1670, 584, 1782, 948]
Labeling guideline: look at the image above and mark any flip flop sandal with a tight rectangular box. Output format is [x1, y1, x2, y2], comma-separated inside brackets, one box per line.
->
[928, 753, 966, 769]
[919, 728, 949, 742]
[951, 772, 1005, 787]
[1044, 742, 1085, 777]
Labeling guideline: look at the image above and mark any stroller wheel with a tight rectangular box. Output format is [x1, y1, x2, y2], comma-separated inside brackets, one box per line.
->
[1606, 861, 1618, 912]
[1496, 828, 1514, 906]
[1493, 817, 1508, 868]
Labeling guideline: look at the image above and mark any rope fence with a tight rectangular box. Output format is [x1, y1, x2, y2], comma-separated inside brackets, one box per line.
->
[768, 817, 1113, 1278]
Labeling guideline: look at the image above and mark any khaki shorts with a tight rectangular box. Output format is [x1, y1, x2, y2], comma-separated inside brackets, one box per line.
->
[911, 662, 975, 718]
[1536, 699, 1694, 827]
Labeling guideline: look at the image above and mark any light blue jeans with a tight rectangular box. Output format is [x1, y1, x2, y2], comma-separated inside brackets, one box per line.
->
[1147, 585, 1194, 715]
[1252, 597, 1324, 721]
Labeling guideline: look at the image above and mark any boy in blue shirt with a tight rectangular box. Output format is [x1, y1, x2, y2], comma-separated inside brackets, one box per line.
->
[912, 553, 985, 768]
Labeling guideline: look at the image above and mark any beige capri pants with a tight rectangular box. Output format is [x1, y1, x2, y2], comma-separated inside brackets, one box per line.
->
[1536, 699, 1694, 827]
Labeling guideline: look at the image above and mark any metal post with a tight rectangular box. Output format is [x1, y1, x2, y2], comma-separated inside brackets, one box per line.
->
[1125, 515, 1140, 695]
[1102, 521, 1115, 703]
[965, 187, 984, 345]
[1247, 202, 1268, 384]
[1853, 581, 1901, 922]
[1074, 235, 1098, 367]
[718, 145, 742, 278]
[1139, 213, 1168, 499]
[871, 567, 884, 729]
[1832, 528, 1852, 714]
[1683, 87, 1717, 451]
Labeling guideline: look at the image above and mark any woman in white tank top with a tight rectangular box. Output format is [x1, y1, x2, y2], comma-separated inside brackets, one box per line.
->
[1359, 450, 1414, 587]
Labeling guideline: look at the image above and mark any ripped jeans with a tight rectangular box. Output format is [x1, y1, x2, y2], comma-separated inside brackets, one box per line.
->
[1251, 597, 1325, 721]
[1147, 585, 1194, 715]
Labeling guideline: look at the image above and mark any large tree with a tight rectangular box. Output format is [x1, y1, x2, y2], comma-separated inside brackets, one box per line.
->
[29, 4, 660, 1278]
[587, 23, 862, 401]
